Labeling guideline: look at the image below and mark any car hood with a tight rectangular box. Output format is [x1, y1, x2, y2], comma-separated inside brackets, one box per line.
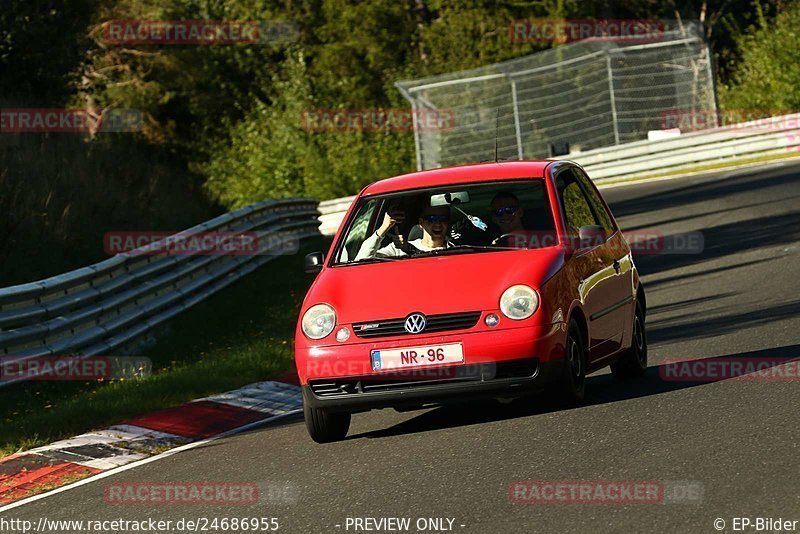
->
[304, 248, 565, 323]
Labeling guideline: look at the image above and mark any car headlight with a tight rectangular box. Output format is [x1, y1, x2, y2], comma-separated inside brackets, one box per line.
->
[500, 285, 539, 320]
[301, 304, 336, 339]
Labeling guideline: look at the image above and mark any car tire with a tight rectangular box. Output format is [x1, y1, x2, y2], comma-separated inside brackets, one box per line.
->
[611, 300, 648, 380]
[304, 403, 351, 443]
[554, 319, 587, 405]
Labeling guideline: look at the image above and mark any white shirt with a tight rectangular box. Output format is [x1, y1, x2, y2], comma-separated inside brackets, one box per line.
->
[354, 231, 445, 260]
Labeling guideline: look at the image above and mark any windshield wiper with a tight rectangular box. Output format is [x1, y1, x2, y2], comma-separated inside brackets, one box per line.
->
[415, 244, 517, 258]
[349, 256, 400, 265]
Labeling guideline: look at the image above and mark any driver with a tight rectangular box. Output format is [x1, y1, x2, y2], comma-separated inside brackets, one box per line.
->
[490, 192, 525, 246]
[355, 204, 450, 260]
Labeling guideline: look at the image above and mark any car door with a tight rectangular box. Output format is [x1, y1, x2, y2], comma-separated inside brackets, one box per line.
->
[574, 168, 634, 357]
[555, 168, 620, 361]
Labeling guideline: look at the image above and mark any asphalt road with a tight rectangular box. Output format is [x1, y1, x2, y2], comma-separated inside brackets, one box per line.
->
[6, 161, 800, 533]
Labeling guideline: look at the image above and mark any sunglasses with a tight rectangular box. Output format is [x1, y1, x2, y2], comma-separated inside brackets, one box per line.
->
[422, 214, 449, 223]
[492, 206, 519, 216]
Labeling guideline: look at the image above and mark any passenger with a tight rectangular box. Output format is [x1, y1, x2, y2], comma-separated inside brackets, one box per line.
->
[355, 205, 450, 259]
[490, 192, 525, 246]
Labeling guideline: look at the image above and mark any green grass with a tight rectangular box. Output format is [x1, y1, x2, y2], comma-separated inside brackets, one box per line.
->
[0, 237, 328, 457]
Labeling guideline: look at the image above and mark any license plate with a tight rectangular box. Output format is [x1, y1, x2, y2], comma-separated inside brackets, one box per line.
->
[370, 343, 464, 371]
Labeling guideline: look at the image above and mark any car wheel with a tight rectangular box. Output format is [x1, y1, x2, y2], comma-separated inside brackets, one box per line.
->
[304, 403, 351, 443]
[554, 319, 586, 405]
[611, 300, 648, 380]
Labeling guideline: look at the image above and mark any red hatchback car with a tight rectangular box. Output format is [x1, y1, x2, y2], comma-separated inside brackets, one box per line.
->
[295, 160, 647, 442]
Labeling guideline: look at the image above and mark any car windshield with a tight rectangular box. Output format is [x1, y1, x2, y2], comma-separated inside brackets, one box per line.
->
[333, 180, 557, 265]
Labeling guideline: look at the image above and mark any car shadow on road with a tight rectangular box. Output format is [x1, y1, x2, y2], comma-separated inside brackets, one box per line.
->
[347, 344, 800, 440]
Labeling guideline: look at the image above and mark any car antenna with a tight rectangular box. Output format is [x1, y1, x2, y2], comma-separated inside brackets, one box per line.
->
[494, 108, 499, 163]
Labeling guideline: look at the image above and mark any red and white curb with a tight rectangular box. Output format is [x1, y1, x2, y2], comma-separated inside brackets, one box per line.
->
[0, 375, 301, 508]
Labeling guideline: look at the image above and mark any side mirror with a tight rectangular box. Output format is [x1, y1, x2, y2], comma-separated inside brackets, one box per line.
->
[578, 225, 607, 249]
[304, 251, 325, 274]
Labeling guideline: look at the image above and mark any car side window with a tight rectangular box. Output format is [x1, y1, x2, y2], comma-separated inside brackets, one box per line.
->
[556, 170, 599, 232]
[574, 169, 614, 234]
[338, 199, 378, 262]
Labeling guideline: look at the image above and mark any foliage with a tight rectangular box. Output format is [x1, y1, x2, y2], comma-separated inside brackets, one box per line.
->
[2, 0, 796, 226]
[0, 135, 218, 285]
[0, 1, 94, 105]
[719, 0, 800, 112]
[71, 1, 789, 207]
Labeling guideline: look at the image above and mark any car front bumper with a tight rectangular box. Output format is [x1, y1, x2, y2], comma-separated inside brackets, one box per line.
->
[297, 322, 566, 412]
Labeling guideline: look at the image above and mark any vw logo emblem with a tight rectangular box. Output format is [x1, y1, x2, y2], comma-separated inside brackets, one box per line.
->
[404, 313, 427, 334]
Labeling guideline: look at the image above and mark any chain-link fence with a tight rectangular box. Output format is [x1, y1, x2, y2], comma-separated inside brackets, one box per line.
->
[396, 22, 716, 170]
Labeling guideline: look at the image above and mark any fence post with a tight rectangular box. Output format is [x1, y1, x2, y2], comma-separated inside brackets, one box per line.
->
[704, 45, 719, 127]
[509, 76, 524, 159]
[606, 53, 620, 145]
[410, 101, 424, 171]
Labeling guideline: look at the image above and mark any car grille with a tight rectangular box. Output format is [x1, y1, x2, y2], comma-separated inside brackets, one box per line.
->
[309, 359, 538, 398]
[352, 311, 482, 339]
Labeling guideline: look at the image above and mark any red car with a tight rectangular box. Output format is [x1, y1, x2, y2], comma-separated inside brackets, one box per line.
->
[295, 160, 647, 443]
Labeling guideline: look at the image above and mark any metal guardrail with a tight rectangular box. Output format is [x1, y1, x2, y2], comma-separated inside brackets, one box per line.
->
[575, 113, 800, 180]
[315, 114, 800, 236]
[0, 198, 320, 384]
[318, 196, 356, 235]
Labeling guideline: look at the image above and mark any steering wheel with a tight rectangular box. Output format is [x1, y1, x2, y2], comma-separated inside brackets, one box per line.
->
[491, 233, 516, 246]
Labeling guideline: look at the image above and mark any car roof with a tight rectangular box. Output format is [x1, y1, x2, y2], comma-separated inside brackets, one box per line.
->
[360, 160, 554, 196]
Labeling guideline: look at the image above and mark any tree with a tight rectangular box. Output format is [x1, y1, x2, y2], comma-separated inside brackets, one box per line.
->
[719, 0, 800, 112]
